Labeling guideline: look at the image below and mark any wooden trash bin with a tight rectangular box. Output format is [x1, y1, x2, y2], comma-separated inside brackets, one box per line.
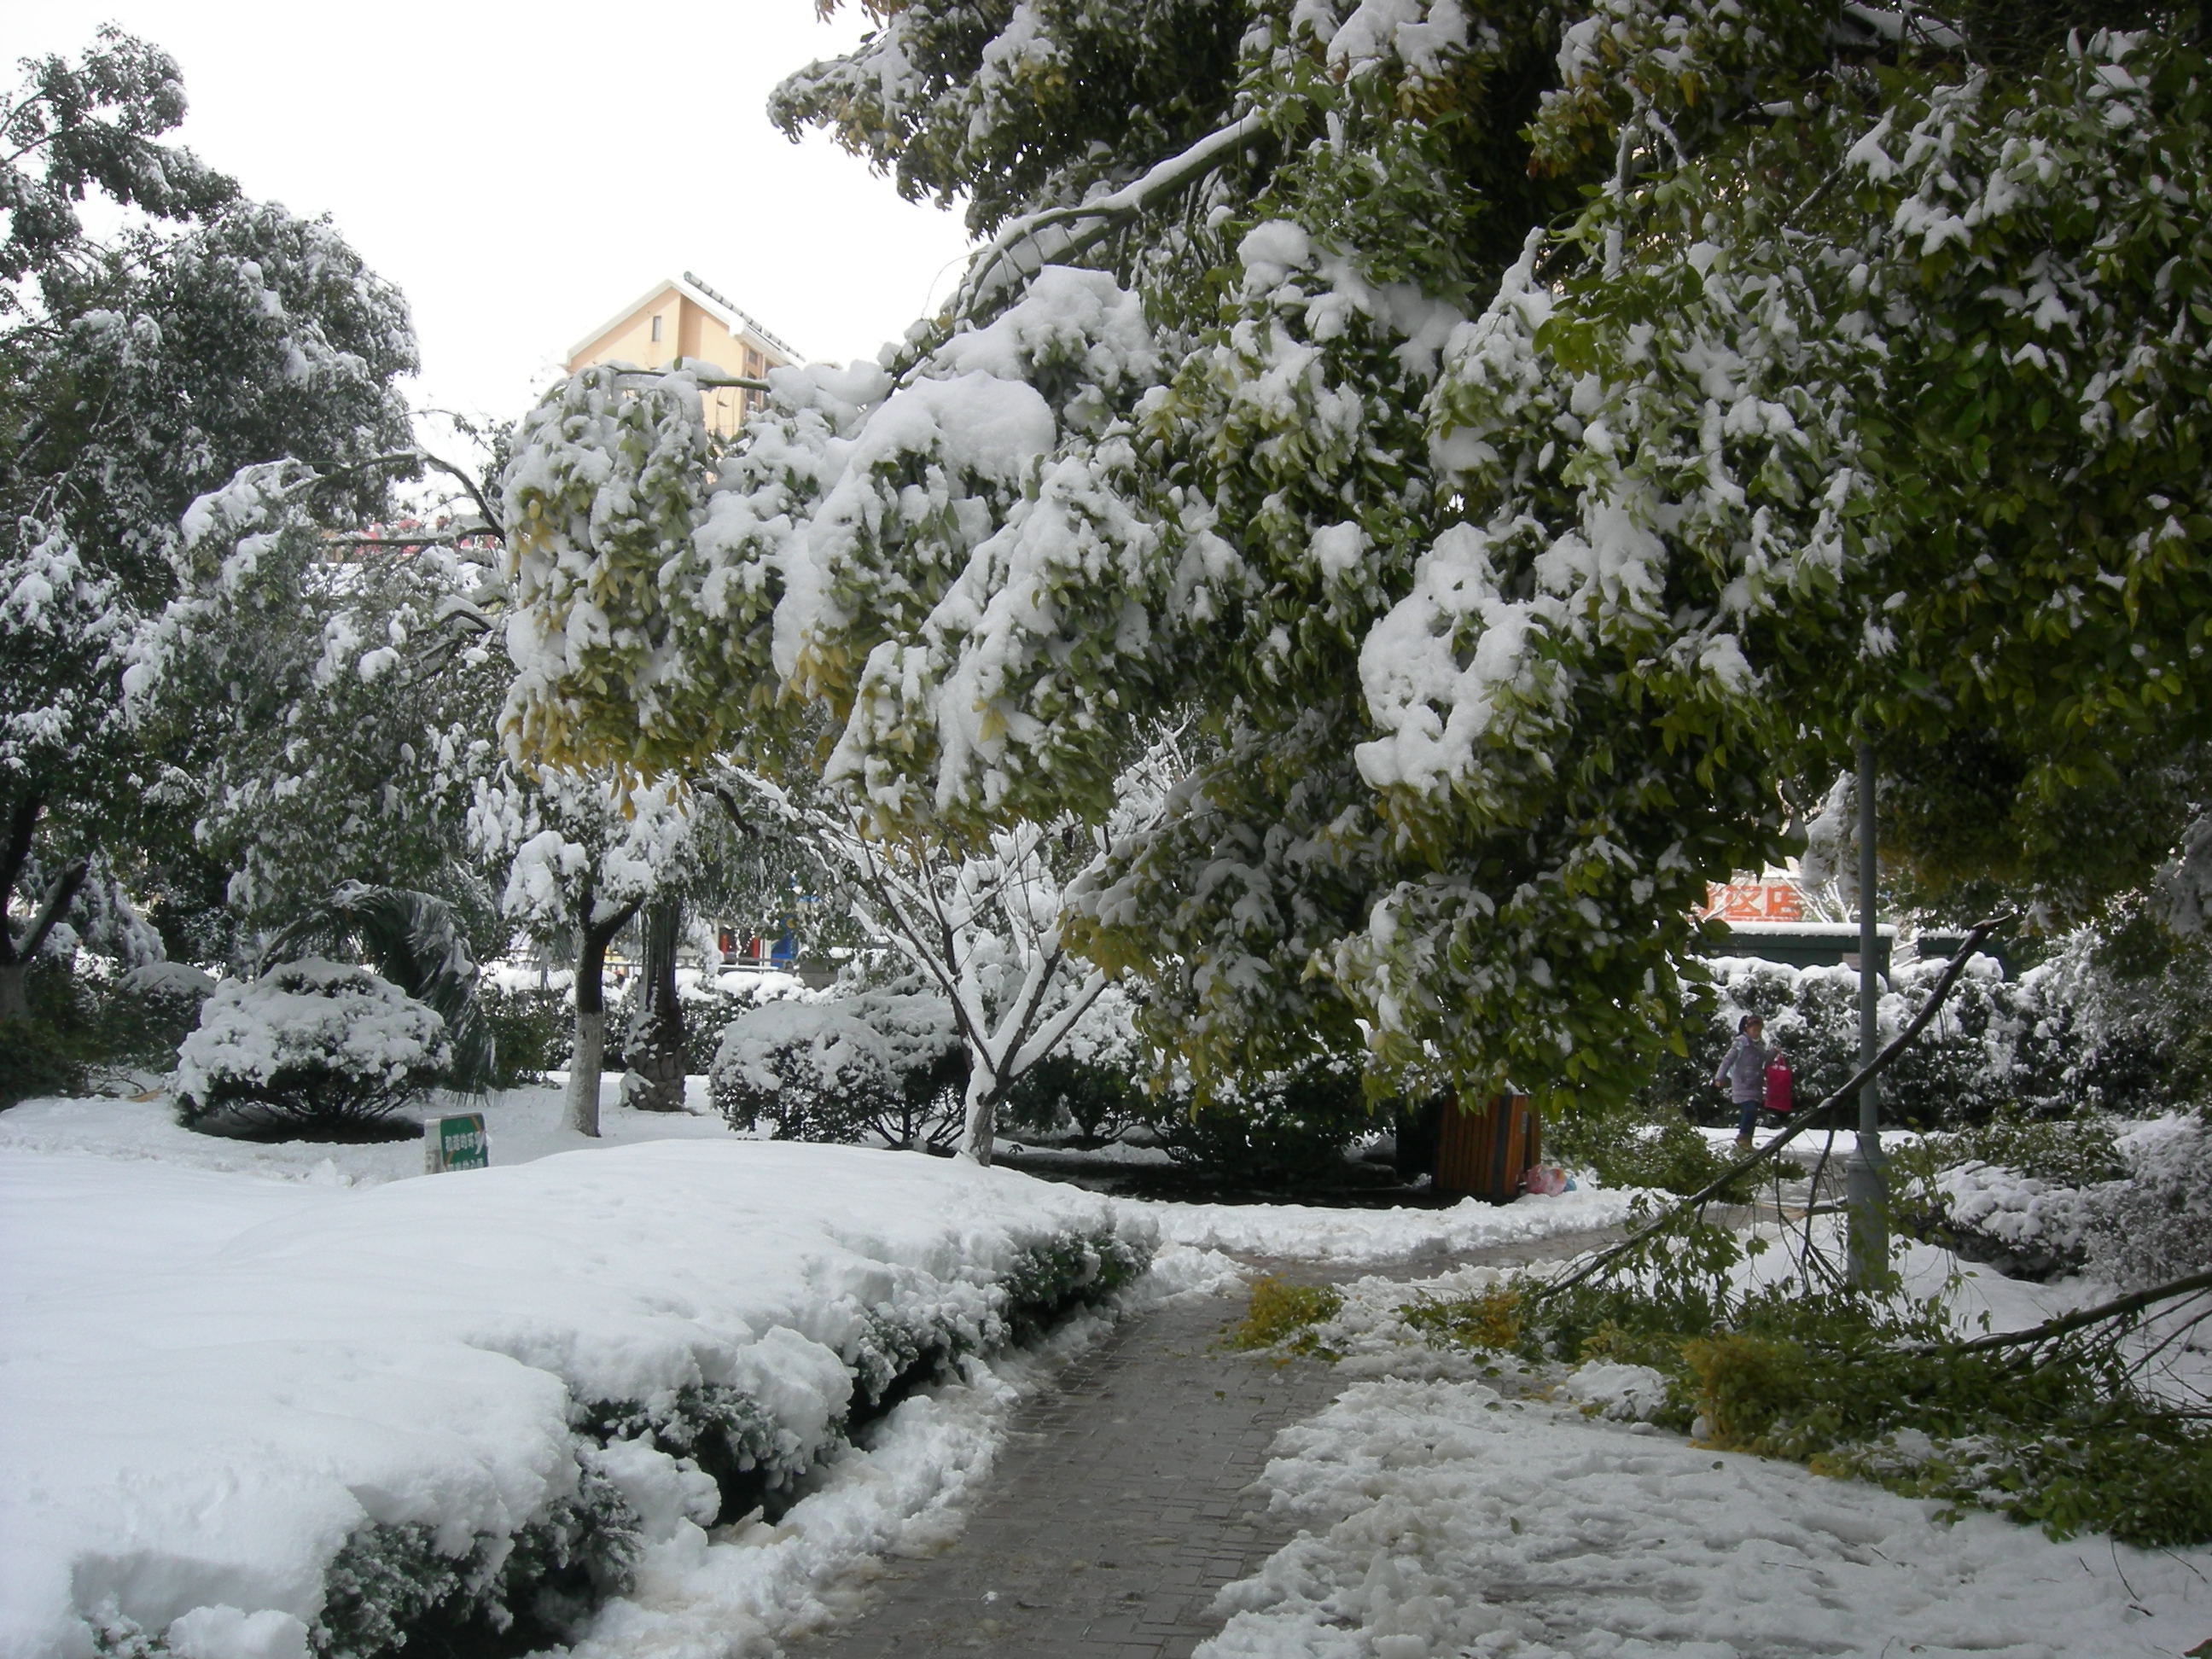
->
[1434, 1091, 1539, 1204]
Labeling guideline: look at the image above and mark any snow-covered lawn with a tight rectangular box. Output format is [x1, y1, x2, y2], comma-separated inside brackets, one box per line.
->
[23, 1084, 2174, 1659]
[0, 1085, 1636, 1659]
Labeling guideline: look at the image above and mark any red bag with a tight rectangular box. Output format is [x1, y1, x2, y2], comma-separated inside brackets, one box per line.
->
[1763, 1057, 1793, 1114]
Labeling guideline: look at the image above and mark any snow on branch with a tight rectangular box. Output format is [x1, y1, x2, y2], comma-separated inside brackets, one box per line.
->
[951, 111, 1266, 319]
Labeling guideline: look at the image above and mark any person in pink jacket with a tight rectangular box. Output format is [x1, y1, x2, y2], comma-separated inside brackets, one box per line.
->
[1713, 1014, 1780, 1152]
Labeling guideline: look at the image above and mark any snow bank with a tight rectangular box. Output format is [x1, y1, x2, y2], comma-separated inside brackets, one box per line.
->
[0, 1141, 1151, 1659]
[1133, 1185, 1638, 1264]
[1202, 1375, 2212, 1657]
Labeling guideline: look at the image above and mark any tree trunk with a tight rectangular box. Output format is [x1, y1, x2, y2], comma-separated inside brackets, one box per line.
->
[567, 1004, 606, 1137]
[620, 894, 687, 1113]
[960, 1064, 1005, 1166]
[565, 887, 641, 1138]
[1, 793, 86, 1025]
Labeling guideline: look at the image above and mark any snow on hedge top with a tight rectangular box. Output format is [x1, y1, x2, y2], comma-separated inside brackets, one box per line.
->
[713, 988, 959, 1093]
[172, 958, 449, 1104]
[0, 1140, 1149, 1659]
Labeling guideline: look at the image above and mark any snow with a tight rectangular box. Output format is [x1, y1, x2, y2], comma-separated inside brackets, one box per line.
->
[0, 1121, 1151, 1659]
[15, 1070, 2198, 1659]
[1189, 1235, 2212, 1656]
[1141, 1186, 1639, 1266]
[1200, 1371, 2212, 1658]
[0, 1080, 740, 1187]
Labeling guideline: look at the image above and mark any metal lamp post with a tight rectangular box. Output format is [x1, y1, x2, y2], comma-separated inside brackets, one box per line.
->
[1847, 739, 1888, 1285]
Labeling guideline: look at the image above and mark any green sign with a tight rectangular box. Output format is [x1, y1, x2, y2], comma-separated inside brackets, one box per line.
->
[425, 1113, 489, 1173]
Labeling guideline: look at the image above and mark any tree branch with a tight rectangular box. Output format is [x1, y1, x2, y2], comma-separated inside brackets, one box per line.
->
[952, 111, 1266, 319]
[415, 449, 502, 536]
[9, 856, 90, 967]
[1929, 1268, 2212, 1359]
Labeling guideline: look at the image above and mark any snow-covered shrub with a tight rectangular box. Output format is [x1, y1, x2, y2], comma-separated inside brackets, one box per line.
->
[2081, 1114, 2212, 1291]
[315, 1468, 640, 1659]
[674, 972, 806, 1076]
[1143, 1057, 1375, 1190]
[709, 985, 966, 1150]
[173, 958, 451, 1136]
[1923, 1162, 2098, 1281]
[1545, 1094, 1747, 1198]
[1889, 1112, 2211, 1286]
[116, 960, 217, 1038]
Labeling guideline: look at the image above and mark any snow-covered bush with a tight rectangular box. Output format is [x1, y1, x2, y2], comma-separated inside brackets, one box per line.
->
[11, 1143, 1154, 1659]
[1545, 1094, 1747, 1198]
[117, 960, 218, 1037]
[1644, 952, 2069, 1131]
[173, 958, 451, 1136]
[709, 985, 967, 1150]
[310, 1468, 640, 1659]
[2081, 1114, 2212, 1292]
[1924, 1162, 2100, 1282]
[478, 981, 570, 1086]
[1895, 1113, 2209, 1287]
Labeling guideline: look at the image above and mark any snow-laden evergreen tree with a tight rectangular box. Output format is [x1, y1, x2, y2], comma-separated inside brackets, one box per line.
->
[130, 486, 513, 959]
[0, 30, 416, 1018]
[504, 1, 2212, 1117]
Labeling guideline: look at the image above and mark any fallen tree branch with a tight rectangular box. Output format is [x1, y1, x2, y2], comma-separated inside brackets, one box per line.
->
[1528, 912, 2012, 1303]
[1927, 1267, 2212, 1358]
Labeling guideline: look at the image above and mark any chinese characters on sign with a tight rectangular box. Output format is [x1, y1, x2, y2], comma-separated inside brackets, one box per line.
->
[424, 1113, 490, 1173]
[1698, 880, 1805, 923]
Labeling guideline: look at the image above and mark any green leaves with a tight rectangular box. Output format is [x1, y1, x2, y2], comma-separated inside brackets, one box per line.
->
[509, 6, 2212, 1117]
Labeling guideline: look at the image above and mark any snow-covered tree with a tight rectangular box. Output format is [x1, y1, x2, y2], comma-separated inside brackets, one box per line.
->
[129, 487, 512, 958]
[506, 2, 2212, 1119]
[470, 767, 697, 1134]
[0, 30, 416, 1019]
[713, 756, 1171, 1162]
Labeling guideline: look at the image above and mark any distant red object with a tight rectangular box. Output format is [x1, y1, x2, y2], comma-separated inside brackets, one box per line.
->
[1700, 879, 1805, 923]
[1763, 1058, 1794, 1114]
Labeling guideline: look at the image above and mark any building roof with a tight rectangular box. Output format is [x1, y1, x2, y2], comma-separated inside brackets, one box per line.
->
[566, 271, 802, 367]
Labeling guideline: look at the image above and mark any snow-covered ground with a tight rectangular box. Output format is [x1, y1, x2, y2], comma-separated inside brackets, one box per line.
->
[1142, 1186, 1639, 1264]
[1196, 1252, 2212, 1657]
[1201, 1369, 2211, 1658]
[0, 1095, 1157, 1659]
[17, 1084, 2196, 1659]
[0, 1085, 1630, 1659]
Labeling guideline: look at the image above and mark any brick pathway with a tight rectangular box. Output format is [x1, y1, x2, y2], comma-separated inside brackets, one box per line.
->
[794, 1226, 1622, 1659]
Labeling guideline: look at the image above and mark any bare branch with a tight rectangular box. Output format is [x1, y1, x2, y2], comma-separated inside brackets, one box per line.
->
[415, 450, 501, 538]
[1928, 1269, 2212, 1358]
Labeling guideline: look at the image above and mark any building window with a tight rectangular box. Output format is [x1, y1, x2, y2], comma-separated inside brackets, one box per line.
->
[650, 315, 663, 343]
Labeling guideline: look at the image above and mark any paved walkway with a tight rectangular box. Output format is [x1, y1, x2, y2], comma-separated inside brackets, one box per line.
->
[795, 1226, 1621, 1659]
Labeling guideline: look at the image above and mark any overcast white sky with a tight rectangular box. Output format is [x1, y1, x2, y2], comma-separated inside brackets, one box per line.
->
[15, 3, 975, 428]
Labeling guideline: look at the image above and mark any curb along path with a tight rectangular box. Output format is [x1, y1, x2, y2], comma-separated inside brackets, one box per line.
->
[795, 1226, 1624, 1659]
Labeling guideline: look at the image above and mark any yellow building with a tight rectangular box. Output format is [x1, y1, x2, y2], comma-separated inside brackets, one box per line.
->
[565, 271, 800, 434]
